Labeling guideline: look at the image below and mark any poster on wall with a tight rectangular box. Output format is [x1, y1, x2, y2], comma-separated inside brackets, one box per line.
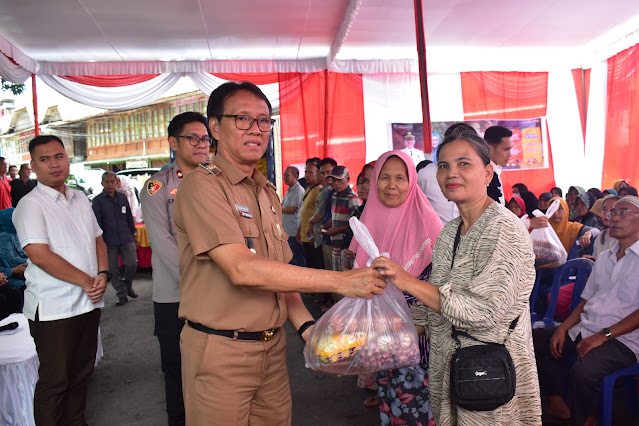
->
[390, 118, 548, 169]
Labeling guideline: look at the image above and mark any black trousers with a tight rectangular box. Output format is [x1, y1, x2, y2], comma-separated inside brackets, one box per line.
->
[154, 302, 185, 426]
[533, 326, 636, 425]
[28, 308, 101, 426]
[303, 242, 324, 269]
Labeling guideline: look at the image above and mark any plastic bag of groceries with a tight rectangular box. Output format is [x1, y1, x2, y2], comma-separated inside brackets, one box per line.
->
[530, 199, 567, 267]
[303, 217, 421, 375]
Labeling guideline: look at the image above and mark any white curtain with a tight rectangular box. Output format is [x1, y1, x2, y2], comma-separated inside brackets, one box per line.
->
[187, 73, 280, 110]
[38, 74, 182, 110]
[546, 70, 588, 192]
[0, 52, 31, 84]
[362, 72, 464, 162]
[583, 61, 608, 190]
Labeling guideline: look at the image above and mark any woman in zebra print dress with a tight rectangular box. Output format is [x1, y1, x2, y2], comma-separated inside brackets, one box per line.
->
[373, 132, 541, 425]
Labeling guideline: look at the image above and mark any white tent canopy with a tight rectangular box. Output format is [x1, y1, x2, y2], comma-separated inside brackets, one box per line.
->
[2, 0, 639, 78]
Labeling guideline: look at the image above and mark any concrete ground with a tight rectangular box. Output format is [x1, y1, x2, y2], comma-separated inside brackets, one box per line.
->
[85, 271, 380, 425]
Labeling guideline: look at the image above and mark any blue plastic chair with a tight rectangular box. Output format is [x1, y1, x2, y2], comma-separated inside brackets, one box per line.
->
[532, 258, 594, 328]
[530, 267, 556, 323]
[600, 363, 639, 426]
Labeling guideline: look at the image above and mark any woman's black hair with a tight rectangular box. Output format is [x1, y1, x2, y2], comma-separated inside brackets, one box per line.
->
[519, 191, 538, 217]
[587, 188, 604, 199]
[513, 183, 529, 194]
[620, 186, 638, 196]
[551, 187, 563, 197]
[436, 132, 491, 166]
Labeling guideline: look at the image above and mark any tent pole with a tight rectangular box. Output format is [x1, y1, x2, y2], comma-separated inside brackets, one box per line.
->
[32, 74, 40, 136]
[324, 70, 329, 158]
[413, 0, 432, 154]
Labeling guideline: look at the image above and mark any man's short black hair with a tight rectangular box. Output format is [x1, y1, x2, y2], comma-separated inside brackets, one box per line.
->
[8, 165, 17, 170]
[416, 159, 433, 173]
[207, 81, 272, 121]
[318, 157, 338, 169]
[28, 135, 65, 156]
[306, 157, 321, 166]
[483, 126, 513, 146]
[167, 111, 208, 138]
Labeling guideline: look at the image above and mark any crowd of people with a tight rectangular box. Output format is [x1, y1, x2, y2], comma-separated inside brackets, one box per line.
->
[1, 81, 638, 426]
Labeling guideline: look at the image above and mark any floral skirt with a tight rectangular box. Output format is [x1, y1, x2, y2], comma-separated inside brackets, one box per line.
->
[376, 363, 434, 426]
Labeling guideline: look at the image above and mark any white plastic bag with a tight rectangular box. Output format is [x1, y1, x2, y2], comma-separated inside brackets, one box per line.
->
[529, 199, 567, 267]
[303, 217, 421, 375]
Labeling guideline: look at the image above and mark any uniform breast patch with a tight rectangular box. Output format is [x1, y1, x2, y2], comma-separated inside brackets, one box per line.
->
[147, 179, 163, 195]
[235, 204, 253, 219]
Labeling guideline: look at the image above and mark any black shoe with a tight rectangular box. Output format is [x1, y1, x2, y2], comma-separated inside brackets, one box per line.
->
[116, 297, 128, 306]
[127, 289, 138, 299]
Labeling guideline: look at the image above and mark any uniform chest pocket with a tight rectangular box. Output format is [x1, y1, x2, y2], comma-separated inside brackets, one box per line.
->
[237, 219, 260, 238]
[272, 222, 286, 241]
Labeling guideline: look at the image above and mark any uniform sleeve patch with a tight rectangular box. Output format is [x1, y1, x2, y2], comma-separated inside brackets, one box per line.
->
[146, 179, 163, 196]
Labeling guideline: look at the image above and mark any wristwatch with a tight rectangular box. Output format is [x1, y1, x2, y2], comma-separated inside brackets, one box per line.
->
[601, 327, 613, 341]
[98, 270, 112, 282]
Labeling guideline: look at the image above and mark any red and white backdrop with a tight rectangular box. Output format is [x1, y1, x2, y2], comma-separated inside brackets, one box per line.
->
[2, 43, 639, 195]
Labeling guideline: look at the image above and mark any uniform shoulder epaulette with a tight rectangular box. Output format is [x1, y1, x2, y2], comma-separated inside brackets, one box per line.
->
[266, 181, 277, 192]
[198, 163, 222, 176]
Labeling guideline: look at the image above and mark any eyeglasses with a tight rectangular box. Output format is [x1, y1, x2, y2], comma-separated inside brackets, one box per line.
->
[175, 135, 213, 147]
[605, 208, 639, 219]
[222, 115, 275, 132]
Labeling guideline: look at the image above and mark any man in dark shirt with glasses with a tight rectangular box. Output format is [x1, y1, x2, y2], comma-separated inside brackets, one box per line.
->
[92, 171, 139, 306]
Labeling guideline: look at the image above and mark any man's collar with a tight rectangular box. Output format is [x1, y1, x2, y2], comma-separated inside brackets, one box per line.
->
[212, 154, 266, 188]
[490, 160, 503, 175]
[37, 183, 74, 201]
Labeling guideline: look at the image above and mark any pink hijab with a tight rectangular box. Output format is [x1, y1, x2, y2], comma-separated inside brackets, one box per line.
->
[349, 151, 443, 277]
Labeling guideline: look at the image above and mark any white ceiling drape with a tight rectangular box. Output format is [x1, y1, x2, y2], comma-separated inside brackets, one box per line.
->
[38, 73, 183, 110]
[0, 51, 31, 84]
[187, 73, 280, 111]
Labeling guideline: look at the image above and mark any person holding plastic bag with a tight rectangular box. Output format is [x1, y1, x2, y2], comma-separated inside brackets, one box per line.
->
[547, 197, 599, 256]
[372, 132, 541, 425]
[349, 151, 443, 426]
[529, 198, 568, 267]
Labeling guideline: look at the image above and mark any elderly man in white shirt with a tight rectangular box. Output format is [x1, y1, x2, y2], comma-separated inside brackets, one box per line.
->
[13, 135, 108, 426]
[533, 195, 639, 426]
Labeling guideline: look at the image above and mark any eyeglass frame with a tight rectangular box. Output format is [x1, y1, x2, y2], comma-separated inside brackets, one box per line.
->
[174, 135, 214, 147]
[222, 114, 276, 132]
[605, 208, 639, 219]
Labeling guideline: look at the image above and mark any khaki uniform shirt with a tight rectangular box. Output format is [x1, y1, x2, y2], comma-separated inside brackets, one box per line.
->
[140, 163, 184, 303]
[174, 154, 292, 332]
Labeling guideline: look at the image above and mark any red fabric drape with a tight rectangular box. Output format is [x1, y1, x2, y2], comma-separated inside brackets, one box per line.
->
[59, 74, 160, 87]
[602, 44, 639, 189]
[212, 73, 279, 85]
[278, 72, 366, 188]
[571, 68, 591, 142]
[461, 71, 555, 200]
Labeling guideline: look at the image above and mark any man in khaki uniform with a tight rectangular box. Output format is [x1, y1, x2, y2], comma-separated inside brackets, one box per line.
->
[173, 82, 386, 425]
[140, 111, 212, 426]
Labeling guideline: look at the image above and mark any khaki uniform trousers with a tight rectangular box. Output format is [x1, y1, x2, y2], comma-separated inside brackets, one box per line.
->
[181, 323, 292, 425]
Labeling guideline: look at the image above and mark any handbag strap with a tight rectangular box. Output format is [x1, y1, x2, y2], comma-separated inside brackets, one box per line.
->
[452, 317, 519, 347]
[449, 220, 520, 347]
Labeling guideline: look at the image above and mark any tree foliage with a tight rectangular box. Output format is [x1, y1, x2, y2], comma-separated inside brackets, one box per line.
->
[1, 78, 26, 95]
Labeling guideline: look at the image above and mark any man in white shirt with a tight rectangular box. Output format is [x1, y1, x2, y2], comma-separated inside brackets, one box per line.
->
[483, 126, 513, 205]
[533, 195, 639, 426]
[13, 135, 108, 426]
[400, 132, 425, 166]
[282, 166, 305, 266]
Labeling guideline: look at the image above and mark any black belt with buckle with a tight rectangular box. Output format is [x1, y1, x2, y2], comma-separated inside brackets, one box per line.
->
[187, 321, 278, 342]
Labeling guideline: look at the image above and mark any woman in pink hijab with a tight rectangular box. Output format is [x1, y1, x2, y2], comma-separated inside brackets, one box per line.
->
[349, 151, 442, 426]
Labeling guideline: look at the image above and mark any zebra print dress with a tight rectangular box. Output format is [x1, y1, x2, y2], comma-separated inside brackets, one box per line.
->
[424, 202, 542, 426]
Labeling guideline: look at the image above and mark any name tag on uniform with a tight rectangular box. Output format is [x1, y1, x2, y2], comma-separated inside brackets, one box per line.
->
[235, 204, 253, 219]
[122, 206, 126, 214]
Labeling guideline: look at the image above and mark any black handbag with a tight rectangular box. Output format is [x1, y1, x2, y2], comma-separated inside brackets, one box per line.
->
[449, 320, 518, 411]
[447, 221, 517, 411]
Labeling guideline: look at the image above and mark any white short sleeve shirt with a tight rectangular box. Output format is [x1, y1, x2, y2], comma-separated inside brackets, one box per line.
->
[569, 239, 639, 359]
[13, 184, 104, 321]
